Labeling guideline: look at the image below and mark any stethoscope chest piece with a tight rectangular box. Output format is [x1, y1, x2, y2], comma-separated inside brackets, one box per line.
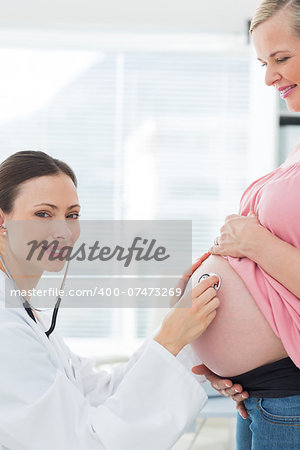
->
[198, 272, 222, 291]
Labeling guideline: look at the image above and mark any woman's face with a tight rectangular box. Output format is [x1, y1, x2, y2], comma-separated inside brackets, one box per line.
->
[1, 173, 81, 275]
[252, 11, 300, 112]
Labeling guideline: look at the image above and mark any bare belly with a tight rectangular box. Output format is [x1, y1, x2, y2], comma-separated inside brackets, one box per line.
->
[190, 255, 288, 377]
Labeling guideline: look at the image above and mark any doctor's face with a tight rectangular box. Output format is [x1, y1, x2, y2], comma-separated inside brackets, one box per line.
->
[2, 173, 81, 276]
[252, 11, 300, 112]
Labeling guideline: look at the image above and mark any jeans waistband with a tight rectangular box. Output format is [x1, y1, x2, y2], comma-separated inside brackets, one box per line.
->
[229, 357, 300, 398]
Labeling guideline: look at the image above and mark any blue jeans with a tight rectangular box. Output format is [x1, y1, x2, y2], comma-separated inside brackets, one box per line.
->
[236, 395, 300, 449]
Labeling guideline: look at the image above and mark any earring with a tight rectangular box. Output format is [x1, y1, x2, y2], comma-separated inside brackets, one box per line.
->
[0, 225, 7, 236]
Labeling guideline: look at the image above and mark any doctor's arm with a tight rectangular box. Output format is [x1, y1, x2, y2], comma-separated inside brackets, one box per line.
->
[0, 322, 207, 450]
[70, 255, 218, 406]
[210, 213, 300, 299]
[0, 276, 220, 450]
[68, 330, 205, 408]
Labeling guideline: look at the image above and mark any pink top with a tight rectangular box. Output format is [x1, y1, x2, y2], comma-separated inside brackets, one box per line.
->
[226, 143, 300, 369]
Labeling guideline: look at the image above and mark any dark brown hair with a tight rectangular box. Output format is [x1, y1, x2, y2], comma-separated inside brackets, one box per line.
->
[0, 150, 77, 213]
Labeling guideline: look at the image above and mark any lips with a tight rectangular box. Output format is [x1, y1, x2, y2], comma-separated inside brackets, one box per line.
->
[42, 245, 70, 258]
[42, 245, 67, 251]
[278, 84, 297, 94]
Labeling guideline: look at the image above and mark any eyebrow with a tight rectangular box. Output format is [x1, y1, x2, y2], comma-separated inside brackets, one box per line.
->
[33, 203, 81, 211]
[257, 50, 289, 62]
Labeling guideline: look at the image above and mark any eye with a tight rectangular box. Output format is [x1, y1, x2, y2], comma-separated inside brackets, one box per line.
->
[276, 57, 290, 63]
[67, 213, 80, 219]
[35, 211, 51, 218]
[260, 62, 267, 67]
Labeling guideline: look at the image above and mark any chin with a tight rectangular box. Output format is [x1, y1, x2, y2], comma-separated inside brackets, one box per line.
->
[285, 99, 300, 112]
[42, 259, 68, 273]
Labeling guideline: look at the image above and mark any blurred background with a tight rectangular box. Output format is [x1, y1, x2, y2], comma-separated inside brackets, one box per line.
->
[0, 1, 299, 448]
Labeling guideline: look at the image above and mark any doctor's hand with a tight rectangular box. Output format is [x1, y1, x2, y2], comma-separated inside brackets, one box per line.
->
[192, 364, 249, 419]
[169, 252, 211, 307]
[154, 275, 220, 358]
[210, 212, 261, 258]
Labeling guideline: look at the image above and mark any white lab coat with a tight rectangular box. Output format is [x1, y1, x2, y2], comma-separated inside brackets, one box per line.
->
[0, 271, 208, 450]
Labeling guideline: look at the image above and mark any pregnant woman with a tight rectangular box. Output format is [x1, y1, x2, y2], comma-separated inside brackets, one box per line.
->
[191, 1, 300, 449]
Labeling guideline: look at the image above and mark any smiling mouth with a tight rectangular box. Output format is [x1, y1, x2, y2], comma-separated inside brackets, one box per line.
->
[279, 84, 297, 95]
[42, 245, 70, 256]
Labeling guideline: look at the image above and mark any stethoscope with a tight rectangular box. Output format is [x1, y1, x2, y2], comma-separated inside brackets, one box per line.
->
[0, 253, 70, 338]
[198, 272, 222, 291]
[0, 246, 221, 338]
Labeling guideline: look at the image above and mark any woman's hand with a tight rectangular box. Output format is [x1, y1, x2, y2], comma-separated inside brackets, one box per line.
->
[192, 364, 249, 419]
[210, 212, 261, 258]
[154, 275, 220, 357]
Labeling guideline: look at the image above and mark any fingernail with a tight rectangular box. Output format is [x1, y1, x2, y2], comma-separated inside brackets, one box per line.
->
[225, 383, 231, 388]
[234, 388, 239, 393]
[241, 394, 247, 399]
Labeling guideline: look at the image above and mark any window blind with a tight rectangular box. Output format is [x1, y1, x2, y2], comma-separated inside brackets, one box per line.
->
[0, 40, 250, 350]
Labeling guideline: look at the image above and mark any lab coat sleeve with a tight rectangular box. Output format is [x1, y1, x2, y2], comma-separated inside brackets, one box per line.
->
[66, 325, 206, 407]
[64, 349, 129, 406]
[89, 338, 208, 450]
[0, 322, 207, 450]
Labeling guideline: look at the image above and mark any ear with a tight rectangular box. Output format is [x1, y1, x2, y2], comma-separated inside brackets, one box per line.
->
[0, 208, 6, 227]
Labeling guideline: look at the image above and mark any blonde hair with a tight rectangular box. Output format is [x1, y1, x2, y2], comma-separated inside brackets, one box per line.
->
[249, 0, 300, 36]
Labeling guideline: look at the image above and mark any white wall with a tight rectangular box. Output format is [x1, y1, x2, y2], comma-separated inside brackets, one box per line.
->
[0, 0, 261, 34]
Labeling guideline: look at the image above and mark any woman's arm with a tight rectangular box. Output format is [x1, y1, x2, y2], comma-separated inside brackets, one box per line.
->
[245, 224, 300, 299]
[210, 213, 300, 299]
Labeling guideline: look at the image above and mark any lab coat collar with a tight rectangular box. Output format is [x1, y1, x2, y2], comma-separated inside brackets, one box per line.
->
[0, 270, 72, 379]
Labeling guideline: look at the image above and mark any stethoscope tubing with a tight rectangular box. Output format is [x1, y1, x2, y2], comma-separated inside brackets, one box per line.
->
[0, 253, 70, 338]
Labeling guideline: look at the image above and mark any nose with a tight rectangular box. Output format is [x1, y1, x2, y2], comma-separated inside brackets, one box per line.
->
[264, 64, 281, 87]
[51, 220, 73, 242]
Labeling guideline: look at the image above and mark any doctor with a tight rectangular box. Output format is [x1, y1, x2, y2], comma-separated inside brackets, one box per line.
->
[0, 150, 241, 450]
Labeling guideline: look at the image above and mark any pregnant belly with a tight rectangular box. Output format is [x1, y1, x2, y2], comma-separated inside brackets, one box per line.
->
[190, 255, 288, 377]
